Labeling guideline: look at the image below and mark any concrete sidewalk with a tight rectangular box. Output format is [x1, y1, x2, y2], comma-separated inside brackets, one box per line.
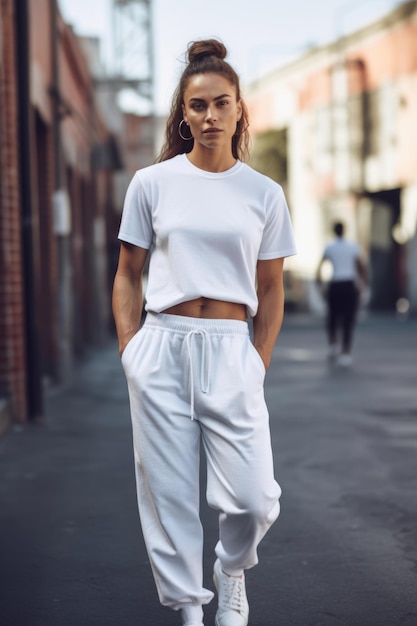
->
[1, 314, 417, 625]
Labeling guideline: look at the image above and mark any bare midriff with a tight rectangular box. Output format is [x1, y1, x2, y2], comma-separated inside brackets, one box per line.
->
[161, 297, 247, 321]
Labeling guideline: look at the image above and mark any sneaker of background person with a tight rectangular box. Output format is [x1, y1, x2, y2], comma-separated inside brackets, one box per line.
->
[338, 353, 352, 367]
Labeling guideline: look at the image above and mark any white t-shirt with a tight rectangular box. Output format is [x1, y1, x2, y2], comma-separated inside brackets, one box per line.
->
[118, 153, 297, 318]
[323, 238, 362, 282]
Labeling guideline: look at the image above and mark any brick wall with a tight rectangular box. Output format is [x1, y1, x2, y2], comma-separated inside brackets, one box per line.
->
[1, 0, 122, 425]
[0, 0, 28, 420]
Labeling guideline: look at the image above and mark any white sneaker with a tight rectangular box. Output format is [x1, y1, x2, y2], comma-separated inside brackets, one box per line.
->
[213, 559, 249, 626]
[338, 353, 352, 367]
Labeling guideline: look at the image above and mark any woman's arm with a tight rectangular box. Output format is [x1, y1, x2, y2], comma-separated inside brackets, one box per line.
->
[112, 242, 149, 356]
[253, 257, 285, 370]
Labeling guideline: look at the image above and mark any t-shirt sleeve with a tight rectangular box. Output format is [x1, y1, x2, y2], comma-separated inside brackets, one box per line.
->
[258, 186, 297, 260]
[118, 172, 153, 249]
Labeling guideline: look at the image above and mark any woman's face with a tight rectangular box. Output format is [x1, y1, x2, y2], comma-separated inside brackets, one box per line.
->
[182, 73, 242, 155]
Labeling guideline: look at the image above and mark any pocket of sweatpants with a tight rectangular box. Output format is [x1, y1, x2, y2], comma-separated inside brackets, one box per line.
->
[120, 328, 143, 368]
[248, 339, 266, 376]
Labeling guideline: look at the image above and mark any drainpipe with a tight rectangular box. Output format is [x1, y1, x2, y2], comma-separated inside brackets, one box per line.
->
[15, 0, 44, 420]
[50, 0, 73, 382]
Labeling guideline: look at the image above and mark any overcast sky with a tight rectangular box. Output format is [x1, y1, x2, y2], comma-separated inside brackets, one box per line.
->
[59, 0, 400, 114]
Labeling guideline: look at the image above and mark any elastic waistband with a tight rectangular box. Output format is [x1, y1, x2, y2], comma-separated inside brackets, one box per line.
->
[144, 312, 249, 336]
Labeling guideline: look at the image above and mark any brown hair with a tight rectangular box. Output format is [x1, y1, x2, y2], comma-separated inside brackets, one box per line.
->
[157, 39, 250, 162]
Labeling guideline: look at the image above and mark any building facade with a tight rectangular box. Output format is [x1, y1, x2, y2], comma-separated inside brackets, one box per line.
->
[246, 1, 417, 314]
[0, 0, 122, 427]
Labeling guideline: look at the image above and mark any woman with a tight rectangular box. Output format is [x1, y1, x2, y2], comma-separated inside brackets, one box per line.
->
[112, 39, 296, 626]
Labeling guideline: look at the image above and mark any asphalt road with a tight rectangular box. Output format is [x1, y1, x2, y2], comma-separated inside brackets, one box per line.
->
[1, 314, 416, 626]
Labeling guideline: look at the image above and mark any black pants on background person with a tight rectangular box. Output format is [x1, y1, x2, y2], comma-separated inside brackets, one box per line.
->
[326, 280, 359, 356]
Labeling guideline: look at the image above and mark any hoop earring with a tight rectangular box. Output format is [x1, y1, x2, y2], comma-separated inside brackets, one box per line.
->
[179, 119, 193, 141]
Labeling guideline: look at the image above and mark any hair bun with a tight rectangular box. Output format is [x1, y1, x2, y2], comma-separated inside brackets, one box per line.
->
[187, 39, 227, 63]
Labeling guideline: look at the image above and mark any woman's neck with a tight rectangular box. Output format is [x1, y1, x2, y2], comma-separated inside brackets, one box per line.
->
[186, 148, 237, 173]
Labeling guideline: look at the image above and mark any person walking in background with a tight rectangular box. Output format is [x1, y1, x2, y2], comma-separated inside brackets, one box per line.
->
[316, 221, 367, 367]
[112, 39, 296, 626]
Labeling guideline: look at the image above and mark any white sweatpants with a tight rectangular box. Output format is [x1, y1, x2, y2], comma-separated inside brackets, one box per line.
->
[121, 313, 281, 611]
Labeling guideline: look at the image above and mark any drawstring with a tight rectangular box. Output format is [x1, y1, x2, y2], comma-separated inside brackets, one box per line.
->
[185, 329, 211, 420]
